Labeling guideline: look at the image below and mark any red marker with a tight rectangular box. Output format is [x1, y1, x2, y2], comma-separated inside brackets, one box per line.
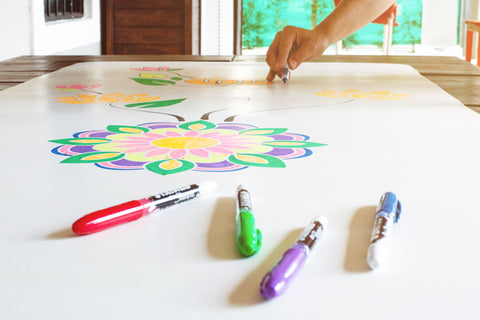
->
[72, 181, 217, 235]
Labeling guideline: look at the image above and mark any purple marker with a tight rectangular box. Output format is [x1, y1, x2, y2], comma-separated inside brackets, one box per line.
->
[259, 216, 328, 299]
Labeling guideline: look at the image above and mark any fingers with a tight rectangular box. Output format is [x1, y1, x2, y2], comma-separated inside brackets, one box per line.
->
[276, 27, 297, 70]
[266, 32, 283, 81]
[265, 26, 325, 81]
[288, 41, 314, 70]
[266, 26, 298, 81]
[266, 33, 281, 81]
[266, 33, 279, 68]
[289, 29, 328, 68]
[266, 69, 277, 82]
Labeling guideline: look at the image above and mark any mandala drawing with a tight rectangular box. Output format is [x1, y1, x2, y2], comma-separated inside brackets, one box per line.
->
[49, 120, 326, 176]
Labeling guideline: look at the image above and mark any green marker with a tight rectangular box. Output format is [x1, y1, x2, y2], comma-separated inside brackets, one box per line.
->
[236, 185, 262, 257]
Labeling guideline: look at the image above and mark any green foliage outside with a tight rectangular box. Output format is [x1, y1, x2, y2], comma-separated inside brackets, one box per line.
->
[242, 0, 423, 49]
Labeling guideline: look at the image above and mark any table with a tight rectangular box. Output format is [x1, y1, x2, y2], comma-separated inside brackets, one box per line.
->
[1, 55, 479, 319]
[1, 55, 480, 114]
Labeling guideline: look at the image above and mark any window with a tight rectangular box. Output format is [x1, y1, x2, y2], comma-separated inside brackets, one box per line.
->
[44, 0, 84, 22]
[241, 0, 423, 54]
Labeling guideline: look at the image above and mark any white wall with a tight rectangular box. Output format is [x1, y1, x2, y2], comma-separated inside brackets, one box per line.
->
[0, 0, 32, 61]
[421, 0, 459, 46]
[31, 0, 100, 55]
[0, 0, 100, 61]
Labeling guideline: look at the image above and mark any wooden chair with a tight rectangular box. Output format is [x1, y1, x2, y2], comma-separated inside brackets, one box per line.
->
[334, 0, 399, 55]
[465, 20, 480, 66]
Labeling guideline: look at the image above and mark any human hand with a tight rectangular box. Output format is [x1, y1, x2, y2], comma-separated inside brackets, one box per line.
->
[266, 26, 329, 81]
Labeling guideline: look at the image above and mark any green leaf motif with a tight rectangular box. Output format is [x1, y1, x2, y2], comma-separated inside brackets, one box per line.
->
[239, 128, 288, 136]
[125, 98, 186, 109]
[145, 159, 195, 175]
[61, 152, 124, 164]
[178, 120, 216, 130]
[262, 140, 327, 148]
[130, 78, 176, 86]
[228, 153, 286, 168]
[49, 138, 111, 145]
[106, 125, 150, 134]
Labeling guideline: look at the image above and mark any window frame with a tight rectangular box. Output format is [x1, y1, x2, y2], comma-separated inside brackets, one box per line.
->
[44, 0, 85, 22]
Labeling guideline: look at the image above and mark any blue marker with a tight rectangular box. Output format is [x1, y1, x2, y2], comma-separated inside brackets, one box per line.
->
[366, 192, 402, 269]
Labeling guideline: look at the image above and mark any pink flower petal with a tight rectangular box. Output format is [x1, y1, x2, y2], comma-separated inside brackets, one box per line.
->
[206, 147, 235, 155]
[184, 130, 199, 137]
[165, 131, 182, 137]
[145, 148, 170, 157]
[200, 132, 221, 138]
[144, 67, 160, 71]
[126, 146, 157, 153]
[116, 140, 148, 144]
[170, 149, 187, 159]
[114, 143, 148, 148]
[217, 138, 251, 144]
[115, 139, 151, 144]
[189, 149, 210, 158]
[216, 143, 250, 149]
[123, 136, 152, 141]
[71, 84, 88, 89]
[215, 134, 238, 139]
[143, 132, 166, 139]
[56, 85, 68, 89]
[218, 139, 254, 144]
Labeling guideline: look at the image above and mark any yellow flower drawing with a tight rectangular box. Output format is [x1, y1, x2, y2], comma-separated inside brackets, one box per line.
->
[185, 77, 272, 86]
[314, 89, 409, 100]
[56, 93, 161, 104]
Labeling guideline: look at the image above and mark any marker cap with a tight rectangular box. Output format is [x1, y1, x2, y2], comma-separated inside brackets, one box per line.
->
[377, 192, 401, 223]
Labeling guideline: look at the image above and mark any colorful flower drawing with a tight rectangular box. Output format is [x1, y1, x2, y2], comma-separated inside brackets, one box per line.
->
[129, 67, 272, 86]
[131, 67, 182, 72]
[184, 77, 272, 86]
[49, 120, 326, 175]
[130, 67, 186, 86]
[314, 89, 410, 100]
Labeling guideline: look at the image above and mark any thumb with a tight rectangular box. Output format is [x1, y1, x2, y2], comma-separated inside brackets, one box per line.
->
[288, 43, 313, 70]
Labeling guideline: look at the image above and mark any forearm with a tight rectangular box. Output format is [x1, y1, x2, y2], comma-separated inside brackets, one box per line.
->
[265, 0, 397, 80]
[315, 0, 397, 47]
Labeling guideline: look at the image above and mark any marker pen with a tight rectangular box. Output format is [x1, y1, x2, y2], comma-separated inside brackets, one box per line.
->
[281, 64, 290, 83]
[235, 185, 262, 257]
[260, 216, 328, 299]
[366, 191, 402, 269]
[72, 181, 217, 235]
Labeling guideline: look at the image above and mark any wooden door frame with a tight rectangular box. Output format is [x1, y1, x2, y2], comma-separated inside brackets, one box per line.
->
[101, 0, 199, 55]
[233, 0, 242, 55]
[100, 0, 114, 54]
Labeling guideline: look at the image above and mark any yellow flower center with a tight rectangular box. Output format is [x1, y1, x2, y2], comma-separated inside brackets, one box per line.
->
[153, 137, 218, 149]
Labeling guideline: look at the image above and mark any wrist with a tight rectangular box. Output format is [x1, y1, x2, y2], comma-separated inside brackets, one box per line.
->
[310, 26, 331, 55]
